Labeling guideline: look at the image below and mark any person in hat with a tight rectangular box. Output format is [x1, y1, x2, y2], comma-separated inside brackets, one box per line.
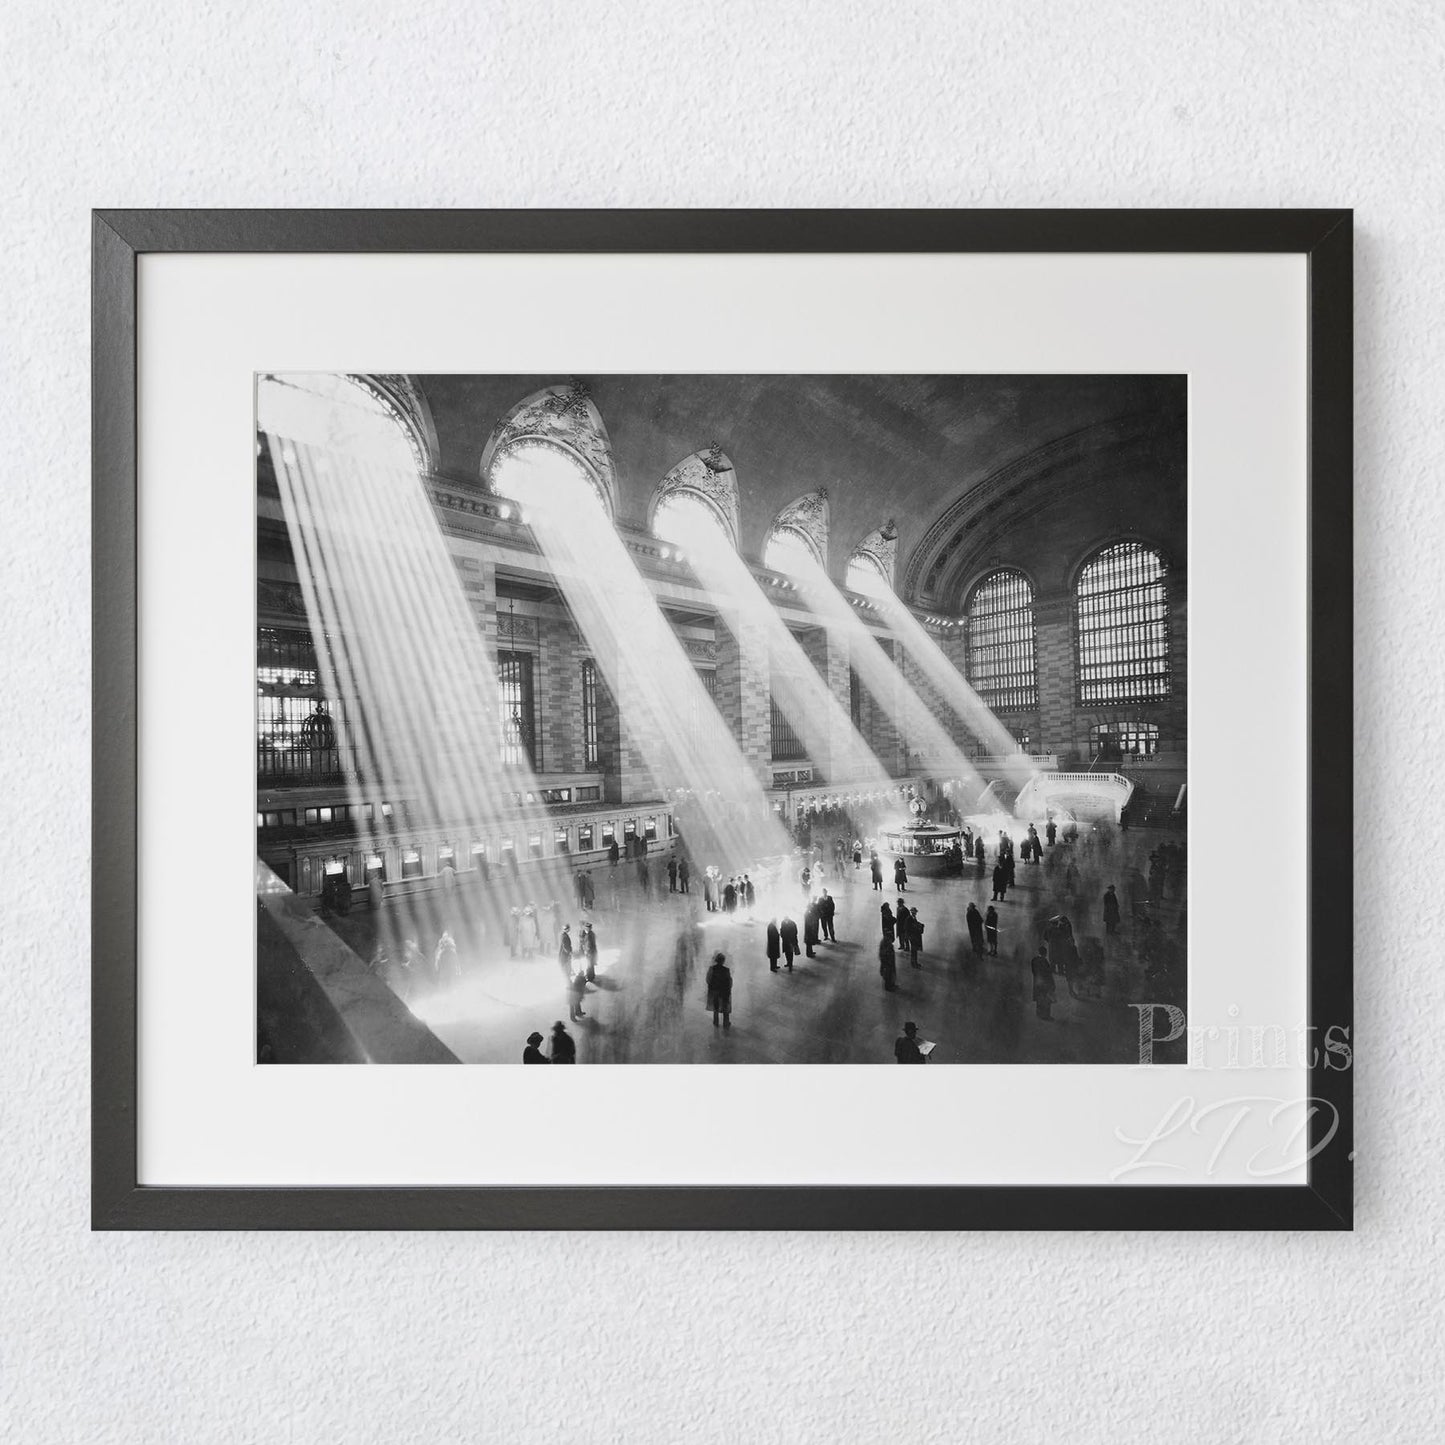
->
[894, 1021, 924, 1063]
[550, 1020, 577, 1063]
[522, 1031, 548, 1064]
[705, 951, 733, 1029]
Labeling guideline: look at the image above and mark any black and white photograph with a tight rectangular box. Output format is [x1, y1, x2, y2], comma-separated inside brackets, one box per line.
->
[256, 372, 1187, 1066]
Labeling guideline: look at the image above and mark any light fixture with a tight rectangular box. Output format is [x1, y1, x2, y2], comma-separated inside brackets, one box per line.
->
[498, 504, 512, 520]
[660, 546, 671, 560]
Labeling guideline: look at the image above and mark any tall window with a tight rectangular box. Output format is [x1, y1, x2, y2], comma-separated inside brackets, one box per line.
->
[581, 658, 600, 768]
[849, 666, 862, 727]
[1076, 541, 1170, 705]
[965, 570, 1038, 712]
[770, 696, 806, 762]
[498, 651, 538, 767]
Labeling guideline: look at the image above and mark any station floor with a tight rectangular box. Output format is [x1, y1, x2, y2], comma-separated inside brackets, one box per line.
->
[316, 828, 1187, 1065]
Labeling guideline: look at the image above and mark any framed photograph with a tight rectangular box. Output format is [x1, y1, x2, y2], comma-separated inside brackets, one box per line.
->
[93, 209, 1351, 1229]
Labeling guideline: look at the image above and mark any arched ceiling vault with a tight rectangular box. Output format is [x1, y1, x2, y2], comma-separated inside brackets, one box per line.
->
[415, 373, 1186, 598]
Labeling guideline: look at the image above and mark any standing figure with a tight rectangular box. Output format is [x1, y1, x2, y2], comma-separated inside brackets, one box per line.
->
[434, 930, 459, 984]
[523, 1030, 548, 1064]
[992, 863, 1006, 902]
[705, 951, 733, 1029]
[908, 907, 924, 963]
[894, 856, 908, 892]
[966, 902, 986, 957]
[853, 840, 863, 870]
[568, 967, 588, 1021]
[818, 889, 836, 942]
[667, 855, 678, 893]
[1030, 946, 1056, 1020]
[879, 936, 898, 991]
[984, 904, 999, 956]
[1103, 884, 1121, 936]
[519, 904, 540, 959]
[766, 919, 782, 973]
[549, 1020, 577, 1063]
[556, 924, 574, 984]
[1004, 851, 1016, 892]
[678, 857, 690, 894]
[870, 853, 884, 891]
[1027, 824, 1041, 863]
[582, 871, 595, 910]
[779, 914, 800, 971]
[880, 901, 896, 944]
[723, 878, 737, 913]
[894, 1021, 924, 1063]
[1046, 816, 1057, 848]
[803, 900, 820, 957]
[743, 874, 755, 910]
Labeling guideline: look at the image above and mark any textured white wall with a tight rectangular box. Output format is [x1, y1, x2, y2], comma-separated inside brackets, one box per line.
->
[2, 1, 1436, 1438]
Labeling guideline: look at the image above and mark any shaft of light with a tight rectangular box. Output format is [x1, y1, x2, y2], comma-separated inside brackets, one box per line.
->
[789, 552, 993, 803]
[864, 587, 1035, 790]
[492, 444, 794, 880]
[653, 508, 896, 796]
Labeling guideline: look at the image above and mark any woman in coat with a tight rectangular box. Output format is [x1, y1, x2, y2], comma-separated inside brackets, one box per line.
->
[984, 904, 999, 956]
[880, 902, 896, 944]
[878, 936, 898, 991]
[705, 952, 733, 1029]
[766, 919, 782, 973]
[894, 856, 908, 892]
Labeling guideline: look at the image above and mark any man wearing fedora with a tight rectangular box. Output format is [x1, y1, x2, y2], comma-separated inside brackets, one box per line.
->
[894, 1022, 925, 1063]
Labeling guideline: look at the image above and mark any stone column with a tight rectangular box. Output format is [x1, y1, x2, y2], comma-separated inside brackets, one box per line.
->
[796, 625, 853, 784]
[859, 635, 902, 777]
[1033, 589, 1077, 762]
[537, 613, 579, 774]
[593, 630, 663, 804]
[714, 608, 772, 789]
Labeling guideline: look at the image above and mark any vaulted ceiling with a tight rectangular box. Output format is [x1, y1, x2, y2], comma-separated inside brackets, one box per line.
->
[415, 372, 1186, 599]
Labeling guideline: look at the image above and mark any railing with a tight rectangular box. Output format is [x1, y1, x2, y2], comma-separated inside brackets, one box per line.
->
[969, 752, 1058, 770]
[1014, 770, 1135, 822]
[257, 747, 361, 788]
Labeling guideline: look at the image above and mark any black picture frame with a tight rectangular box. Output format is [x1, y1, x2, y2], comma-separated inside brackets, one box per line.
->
[93, 208, 1353, 1230]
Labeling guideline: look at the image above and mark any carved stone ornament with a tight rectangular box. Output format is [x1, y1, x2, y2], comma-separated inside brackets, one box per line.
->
[852, 524, 898, 586]
[769, 489, 829, 567]
[654, 450, 740, 546]
[483, 382, 618, 514]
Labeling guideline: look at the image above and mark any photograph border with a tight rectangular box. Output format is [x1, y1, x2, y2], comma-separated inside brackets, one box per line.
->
[93, 208, 1352, 1230]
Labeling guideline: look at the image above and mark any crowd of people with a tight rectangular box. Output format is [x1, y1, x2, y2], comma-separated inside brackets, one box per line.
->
[345, 786, 1186, 1064]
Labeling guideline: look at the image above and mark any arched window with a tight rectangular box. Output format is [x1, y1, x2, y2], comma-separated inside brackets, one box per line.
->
[1089, 720, 1160, 760]
[654, 490, 732, 553]
[652, 448, 739, 555]
[964, 570, 1038, 712]
[845, 552, 890, 597]
[489, 439, 608, 519]
[257, 372, 428, 475]
[1076, 541, 1170, 705]
[763, 524, 820, 577]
